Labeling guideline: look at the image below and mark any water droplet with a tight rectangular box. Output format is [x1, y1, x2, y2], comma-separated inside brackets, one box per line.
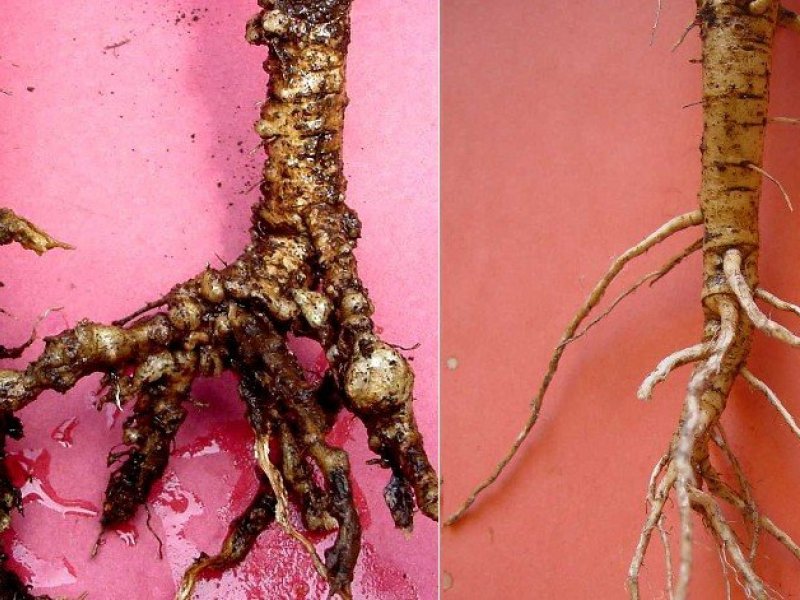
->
[10, 538, 77, 588]
[7, 448, 98, 517]
[174, 422, 256, 522]
[442, 571, 453, 591]
[206, 530, 328, 599]
[176, 436, 221, 458]
[355, 542, 419, 600]
[50, 416, 79, 448]
[102, 402, 122, 430]
[152, 471, 205, 581]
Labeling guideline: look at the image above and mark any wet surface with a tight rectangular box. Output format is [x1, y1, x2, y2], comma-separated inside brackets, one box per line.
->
[1, 0, 437, 597]
[7, 448, 99, 518]
[50, 417, 79, 449]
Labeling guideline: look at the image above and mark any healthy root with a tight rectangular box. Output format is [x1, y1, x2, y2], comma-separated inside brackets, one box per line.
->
[445, 209, 702, 526]
[447, 1, 800, 598]
[0, 1, 437, 598]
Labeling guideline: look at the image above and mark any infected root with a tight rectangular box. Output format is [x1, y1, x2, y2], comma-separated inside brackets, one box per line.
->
[0, 209, 70, 256]
[0, 212, 65, 599]
[176, 472, 276, 600]
[254, 435, 329, 584]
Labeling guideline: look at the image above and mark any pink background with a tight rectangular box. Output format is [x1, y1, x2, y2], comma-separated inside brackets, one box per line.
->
[1, 1, 437, 599]
[442, 1, 800, 598]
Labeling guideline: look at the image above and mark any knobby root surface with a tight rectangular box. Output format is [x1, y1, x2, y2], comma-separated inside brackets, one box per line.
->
[0, 1, 437, 598]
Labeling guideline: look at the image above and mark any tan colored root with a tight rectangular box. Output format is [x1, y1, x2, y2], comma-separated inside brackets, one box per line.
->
[658, 516, 675, 600]
[779, 6, 800, 32]
[650, 0, 663, 46]
[176, 565, 204, 600]
[674, 299, 738, 600]
[648, 452, 670, 501]
[690, 488, 768, 599]
[0, 208, 71, 255]
[770, 116, 800, 125]
[672, 20, 698, 52]
[628, 467, 677, 599]
[756, 288, 800, 319]
[452, 3, 792, 597]
[254, 436, 329, 583]
[631, 445, 776, 600]
[747, 163, 793, 211]
[706, 465, 800, 563]
[725, 249, 800, 346]
[647, 451, 675, 597]
[707, 301, 739, 374]
[712, 426, 761, 560]
[563, 238, 702, 347]
[675, 433, 697, 599]
[713, 466, 800, 595]
[742, 368, 800, 440]
[749, 0, 772, 15]
[718, 546, 733, 600]
[637, 342, 712, 401]
[631, 446, 795, 600]
[176, 570, 203, 600]
[445, 210, 702, 525]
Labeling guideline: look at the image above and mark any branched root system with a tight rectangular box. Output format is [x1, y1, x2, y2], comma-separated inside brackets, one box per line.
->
[0, 1, 437, 598]
[448, 1, 800, 598]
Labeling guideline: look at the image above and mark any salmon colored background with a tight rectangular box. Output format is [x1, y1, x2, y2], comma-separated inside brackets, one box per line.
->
[0, 1, 437, 599]
[442, 1, 800, 598]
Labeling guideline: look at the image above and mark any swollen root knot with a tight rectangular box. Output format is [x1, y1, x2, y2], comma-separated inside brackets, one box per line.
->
[344, 339, 413, 415]
[293, 290, 332, 329]
[749, 0, 772, 15]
